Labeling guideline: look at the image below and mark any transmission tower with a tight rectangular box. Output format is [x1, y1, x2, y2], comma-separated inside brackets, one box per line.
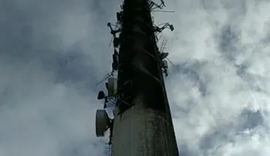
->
[95, 0, 179, 156]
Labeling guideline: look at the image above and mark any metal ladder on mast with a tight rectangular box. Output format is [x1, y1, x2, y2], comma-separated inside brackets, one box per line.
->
[105, 144, 112, 156]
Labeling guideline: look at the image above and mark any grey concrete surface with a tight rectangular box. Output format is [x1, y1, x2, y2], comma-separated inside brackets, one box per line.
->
[111, 100, 179, 156]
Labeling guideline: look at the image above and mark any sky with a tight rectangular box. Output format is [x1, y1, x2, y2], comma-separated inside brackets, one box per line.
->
[0, 0, 270, 156]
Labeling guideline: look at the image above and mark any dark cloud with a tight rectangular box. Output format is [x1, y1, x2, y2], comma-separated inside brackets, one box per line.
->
[237, 109, 264, 130]
[170, 61, 209, 96]
[218, 24, 239, 60]
[0, 0, 119, 155]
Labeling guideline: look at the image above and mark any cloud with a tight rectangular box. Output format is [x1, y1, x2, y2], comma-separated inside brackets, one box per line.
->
[0, 0, 120, 155]
[1, 0, 270, 156]
[161, 0, 270, 155]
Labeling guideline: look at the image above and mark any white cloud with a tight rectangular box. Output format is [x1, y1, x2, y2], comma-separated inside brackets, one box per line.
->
[162, 0, 270, 155]
[1, 0, 270, 156]
[0, 58, 105, 156]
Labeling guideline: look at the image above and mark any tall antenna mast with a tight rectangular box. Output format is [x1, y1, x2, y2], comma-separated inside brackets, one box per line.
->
[94, 0, 179, 155]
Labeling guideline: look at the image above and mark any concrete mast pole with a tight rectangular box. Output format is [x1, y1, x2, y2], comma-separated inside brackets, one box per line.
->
[111, 0, 179, 156]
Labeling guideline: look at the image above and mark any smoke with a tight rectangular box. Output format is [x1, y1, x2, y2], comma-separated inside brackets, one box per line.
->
[1, 0, 270, 156]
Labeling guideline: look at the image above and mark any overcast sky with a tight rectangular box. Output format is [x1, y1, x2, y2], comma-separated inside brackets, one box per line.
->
[0, 0, 270, 156]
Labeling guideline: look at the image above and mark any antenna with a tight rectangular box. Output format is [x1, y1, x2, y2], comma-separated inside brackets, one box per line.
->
[95, 73, 112, 87]
[94, 0, 180, 155]
[159, 39, 167, 52]
[108, 37, 113, 47]
[167, 57, 175, 66]
[152, 10, 175, 13]
[148, 0, 166, 10]
[159, 39, 175, 67]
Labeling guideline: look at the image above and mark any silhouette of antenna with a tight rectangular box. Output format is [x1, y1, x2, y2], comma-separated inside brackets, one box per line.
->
[95, 73, 112, 87]
[152, 10, 175, 13]
[167, 57, 175, 66]
[160, 39, 167, 52]
[159, 39, 175, 66]
[108, 37, 113, 47]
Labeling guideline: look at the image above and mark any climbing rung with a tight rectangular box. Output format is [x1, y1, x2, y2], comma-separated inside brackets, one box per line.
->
[105, 145, 112, 156]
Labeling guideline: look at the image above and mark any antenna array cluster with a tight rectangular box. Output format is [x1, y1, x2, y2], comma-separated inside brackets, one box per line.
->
[94, 1, 175, 153]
